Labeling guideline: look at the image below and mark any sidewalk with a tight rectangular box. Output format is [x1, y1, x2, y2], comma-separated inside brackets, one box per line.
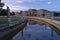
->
[44, 18, 60, 25]
[51, 20, 60, 25]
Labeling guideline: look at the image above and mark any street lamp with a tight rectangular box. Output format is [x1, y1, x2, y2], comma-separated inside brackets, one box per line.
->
[51, 12, 54, 20]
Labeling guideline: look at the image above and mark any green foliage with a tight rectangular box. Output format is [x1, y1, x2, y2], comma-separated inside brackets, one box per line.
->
[54, 18, 60, 21]
[0, 17, 7, 24]
[0, 9, 15, 16]
[0, 17, 21, 24]
[11, 17, 20, 22]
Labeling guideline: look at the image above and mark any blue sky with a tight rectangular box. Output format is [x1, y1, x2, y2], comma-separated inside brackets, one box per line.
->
[2, 0, 60, 11]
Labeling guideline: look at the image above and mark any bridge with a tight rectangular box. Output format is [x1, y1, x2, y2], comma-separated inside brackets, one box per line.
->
[27, 16, 60, 35]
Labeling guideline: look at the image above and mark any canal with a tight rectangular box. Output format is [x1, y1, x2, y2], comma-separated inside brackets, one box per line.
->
[11, 19, 60, 40]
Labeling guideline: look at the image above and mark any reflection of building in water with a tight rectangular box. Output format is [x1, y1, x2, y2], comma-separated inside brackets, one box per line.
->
[37, 21, 45, 25]
[28, 19, 45, 25]
[28, 19, 33, 25]
[28, 19, 37, 25]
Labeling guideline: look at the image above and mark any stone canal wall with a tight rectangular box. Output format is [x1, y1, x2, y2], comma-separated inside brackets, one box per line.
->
[0, 19, 27, 40]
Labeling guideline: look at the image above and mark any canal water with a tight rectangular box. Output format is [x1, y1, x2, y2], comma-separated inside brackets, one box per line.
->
[12, 20, 60, 40]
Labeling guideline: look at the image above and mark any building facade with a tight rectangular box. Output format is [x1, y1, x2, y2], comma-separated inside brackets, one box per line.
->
[37, 9, 54, 18]
[28, 9, 37, 16]
[19, 9, 54, 18]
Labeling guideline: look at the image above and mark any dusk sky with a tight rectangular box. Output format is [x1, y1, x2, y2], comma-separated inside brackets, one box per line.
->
[2, 0, 60, 11]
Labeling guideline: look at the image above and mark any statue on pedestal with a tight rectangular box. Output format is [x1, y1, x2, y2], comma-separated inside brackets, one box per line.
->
[7, 6, 11, 26]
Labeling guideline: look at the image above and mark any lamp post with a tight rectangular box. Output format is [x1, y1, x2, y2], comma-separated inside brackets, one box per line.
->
[51, 12, 54, 20]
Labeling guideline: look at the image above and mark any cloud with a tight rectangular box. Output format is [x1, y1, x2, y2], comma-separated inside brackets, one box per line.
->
[9, 6, 29, 11]
[3, 6, 7, 9]
[2, 0, 15, 2]
[3, 4, 38, 11]
[24, 0, 35, 2]
[3, 4, 30, 11]
[16, 0, 25, 3]
[2, 0, 22, 3]
[2, 0, 35, 11]
[39, 0, 45, 1]
[17, 1, 23, 3]
[2, 0, 53, 11]
[47, 1, 52, 4]
[17, 0, 35, 3]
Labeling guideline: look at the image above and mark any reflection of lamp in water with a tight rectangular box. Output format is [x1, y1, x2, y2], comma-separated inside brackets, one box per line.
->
[28, 19, 33, 25]
[21, 30, 23, 37]
[51, 29, 54, 37]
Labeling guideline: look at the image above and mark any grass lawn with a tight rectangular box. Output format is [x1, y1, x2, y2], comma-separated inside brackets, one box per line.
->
[0, 17, 21, 24]
[11, 17, 21, 22]
[54, 18, 60, 21]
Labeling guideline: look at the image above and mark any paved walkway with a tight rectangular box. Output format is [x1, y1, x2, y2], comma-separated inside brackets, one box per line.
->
[40, 18, 60, 30]
[41, 18, 60, 25]
[51, 20, 60, 25]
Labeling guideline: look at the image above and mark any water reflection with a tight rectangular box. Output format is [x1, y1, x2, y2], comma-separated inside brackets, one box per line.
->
[21, 30, 23, 37]
[51, 29, 54, 37]
[12, 19, 60, 40]
[28, 19, 37, 25]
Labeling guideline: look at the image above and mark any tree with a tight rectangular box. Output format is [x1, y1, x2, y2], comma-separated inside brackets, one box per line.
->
[0, 9, 7, 16]
[0, 9, 15, 16]
[53, 11, 60, 17]
[19, 11, 23, 14]
[11, 12, 15, 15]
